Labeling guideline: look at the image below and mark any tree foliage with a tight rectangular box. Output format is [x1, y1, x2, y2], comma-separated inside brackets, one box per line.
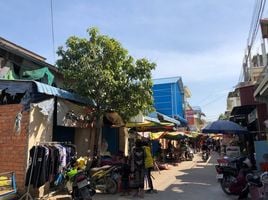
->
[57, 27, 156, 121]
[218, 113, 228, 120]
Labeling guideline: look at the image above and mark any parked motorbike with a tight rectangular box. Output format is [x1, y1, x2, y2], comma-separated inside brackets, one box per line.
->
[54, 157, 95, 200]
[71, 170, 95, 200]
[215, 156, 252, 198]
[86, 157, 119, 194]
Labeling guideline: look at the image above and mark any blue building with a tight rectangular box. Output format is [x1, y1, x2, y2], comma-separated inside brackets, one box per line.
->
[152, 77, 187, 125]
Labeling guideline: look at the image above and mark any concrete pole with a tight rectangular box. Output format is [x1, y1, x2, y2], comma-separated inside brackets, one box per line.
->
[261, 39, 267, 68]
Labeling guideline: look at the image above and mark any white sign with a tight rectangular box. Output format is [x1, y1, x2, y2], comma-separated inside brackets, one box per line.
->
[226, 146, 241, 158]
[248, 109, 257, 124]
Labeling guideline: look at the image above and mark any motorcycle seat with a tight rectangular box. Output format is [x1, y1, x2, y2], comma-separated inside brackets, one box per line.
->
[90, 165, 112, 172]
[246, 173, 263, 187]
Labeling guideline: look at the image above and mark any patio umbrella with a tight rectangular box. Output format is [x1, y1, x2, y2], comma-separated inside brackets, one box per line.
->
[202, 120, 248, 134]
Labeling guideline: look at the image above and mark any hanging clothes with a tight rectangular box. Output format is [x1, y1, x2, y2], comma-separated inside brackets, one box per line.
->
[25, 143, 76, 188]
[25, 146, 47, 188]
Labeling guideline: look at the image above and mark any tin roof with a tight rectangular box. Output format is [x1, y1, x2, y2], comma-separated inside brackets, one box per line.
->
[153, 76, 182, 85]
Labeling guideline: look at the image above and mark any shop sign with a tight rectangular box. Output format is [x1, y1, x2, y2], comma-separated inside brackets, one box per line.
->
[248, 109, 257, 124]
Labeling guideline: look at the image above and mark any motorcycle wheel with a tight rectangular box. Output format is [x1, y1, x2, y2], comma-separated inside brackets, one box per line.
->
[105, 177, 118, 194]
[79, 187, 92, 200]
[220, 175, 236, 195]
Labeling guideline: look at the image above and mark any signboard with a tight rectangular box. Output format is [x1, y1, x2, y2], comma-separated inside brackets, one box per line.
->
[248, 109, 257, 124]
[226, 146, 241, 158]
[254, 141, 268, 171]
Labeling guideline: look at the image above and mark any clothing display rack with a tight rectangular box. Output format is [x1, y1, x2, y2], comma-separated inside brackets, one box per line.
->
[19, 141, 76, 200]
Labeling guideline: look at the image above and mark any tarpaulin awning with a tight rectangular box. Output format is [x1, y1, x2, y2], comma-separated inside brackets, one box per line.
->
[150, 132, 166, 140]
[126, 120, 159, 128]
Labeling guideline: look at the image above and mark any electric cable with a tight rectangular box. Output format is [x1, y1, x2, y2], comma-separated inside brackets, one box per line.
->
[50, 0, 56, 63]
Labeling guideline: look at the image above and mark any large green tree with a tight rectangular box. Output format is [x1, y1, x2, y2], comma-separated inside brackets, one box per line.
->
[57, 28, 155, 157]
[57, 27, 155, 123]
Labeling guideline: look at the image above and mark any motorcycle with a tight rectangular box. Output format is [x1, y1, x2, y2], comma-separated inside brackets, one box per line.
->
[215, 156, 252, 198]
[54, 157, 95, 200]
[202, 151, 209, 161]
[245, 171, 268, 199]
[86, 157, 119, 194]
[71, 170, 95, 200]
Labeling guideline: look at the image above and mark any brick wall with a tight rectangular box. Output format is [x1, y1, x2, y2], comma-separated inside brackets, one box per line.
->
[0, 104, 29, 192]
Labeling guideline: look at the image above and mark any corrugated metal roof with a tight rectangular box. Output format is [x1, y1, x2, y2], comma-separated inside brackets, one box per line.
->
[0, 80, 95, 106]
[148, 111, 181, 126]
[153, 76, 182, 85]
[34, 81, 96, 106]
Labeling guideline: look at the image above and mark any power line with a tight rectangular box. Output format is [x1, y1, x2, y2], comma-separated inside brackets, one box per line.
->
[240, 0, 266, 83]
[50, 0, 55, 63]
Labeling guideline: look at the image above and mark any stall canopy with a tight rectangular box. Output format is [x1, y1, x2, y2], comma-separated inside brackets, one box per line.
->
[202, 120, 248, 134]
[126, 115, 174, 129]
[162, 131, 186, 140]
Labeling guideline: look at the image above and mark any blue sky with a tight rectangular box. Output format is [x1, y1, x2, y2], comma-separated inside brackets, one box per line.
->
[0, 0, 254, 121]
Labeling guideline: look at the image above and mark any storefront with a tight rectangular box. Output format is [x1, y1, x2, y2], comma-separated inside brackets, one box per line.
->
[0, 80, 95, 195]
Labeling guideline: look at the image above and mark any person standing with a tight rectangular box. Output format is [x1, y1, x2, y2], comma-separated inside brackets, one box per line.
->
[131, 139, 145, 198]
[120, 156, 131, 196]
[143, 140, 156, 193]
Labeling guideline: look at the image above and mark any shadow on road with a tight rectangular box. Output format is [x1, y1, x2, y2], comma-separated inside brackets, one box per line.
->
[152, 153, 235, 200]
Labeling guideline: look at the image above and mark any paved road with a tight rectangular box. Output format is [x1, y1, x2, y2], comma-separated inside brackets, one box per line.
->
[93, 152, 236, 200]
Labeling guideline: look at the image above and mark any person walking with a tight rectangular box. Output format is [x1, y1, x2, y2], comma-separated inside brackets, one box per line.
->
[131, 139, 145, 198]
[143, 140, 156, 194]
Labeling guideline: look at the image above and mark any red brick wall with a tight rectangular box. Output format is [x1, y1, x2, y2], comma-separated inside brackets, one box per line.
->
[0, 104, 29, 192]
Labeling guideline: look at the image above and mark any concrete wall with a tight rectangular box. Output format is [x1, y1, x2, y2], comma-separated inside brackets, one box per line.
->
[28, 105, 53, 156]
[0, 104, 29, 192]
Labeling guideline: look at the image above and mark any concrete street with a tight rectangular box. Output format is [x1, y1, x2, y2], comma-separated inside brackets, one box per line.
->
[93, 152, 236, 200]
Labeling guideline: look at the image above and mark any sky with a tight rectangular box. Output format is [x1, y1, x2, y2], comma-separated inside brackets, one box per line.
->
[0, 0, 255, 121]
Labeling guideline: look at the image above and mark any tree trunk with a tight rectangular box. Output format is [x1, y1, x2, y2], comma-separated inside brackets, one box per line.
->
[95, 110, 103, 165]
